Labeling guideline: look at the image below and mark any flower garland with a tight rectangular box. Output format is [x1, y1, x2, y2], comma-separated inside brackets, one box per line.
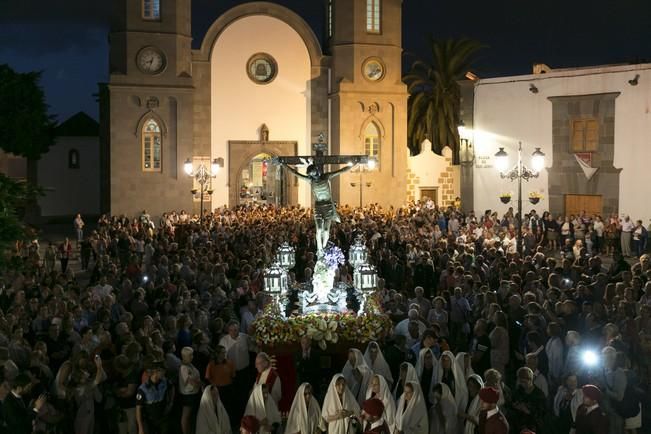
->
[251, 293, 392, 350]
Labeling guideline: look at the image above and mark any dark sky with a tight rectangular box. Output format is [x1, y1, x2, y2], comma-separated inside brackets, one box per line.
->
[1, 0, 649, 122]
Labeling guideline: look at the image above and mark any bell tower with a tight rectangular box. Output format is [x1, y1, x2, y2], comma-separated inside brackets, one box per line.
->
[105, 0, 196, 217]
[328, 0, 408, 208]
[109, 0, 192, 80]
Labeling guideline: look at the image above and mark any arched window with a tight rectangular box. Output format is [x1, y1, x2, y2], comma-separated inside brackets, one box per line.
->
[68, 149, 80, 169]
[366, 0, 381, 33]
[364, 122, 380, 169]
[142, 0, 160, 20]
[142, 118, 162, 172]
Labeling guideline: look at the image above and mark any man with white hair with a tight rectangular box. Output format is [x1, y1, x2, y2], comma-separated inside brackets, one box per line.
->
[408, 287, 431, 318]
[620, 215, 634, 257]
[254, 352, 281, 403]
[394, 308, 426, 338]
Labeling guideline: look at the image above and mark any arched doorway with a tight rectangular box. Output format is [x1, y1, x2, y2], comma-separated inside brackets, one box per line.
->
[238, 153, 286, 205]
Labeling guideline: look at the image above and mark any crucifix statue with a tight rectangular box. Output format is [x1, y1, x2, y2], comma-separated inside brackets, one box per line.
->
[271, 133, 371, 256]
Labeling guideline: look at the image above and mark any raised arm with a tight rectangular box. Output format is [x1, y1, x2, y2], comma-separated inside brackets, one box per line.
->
[326, 163, 357, 179]
[284, 164, 312, 181]
[271, 157, 311, 181]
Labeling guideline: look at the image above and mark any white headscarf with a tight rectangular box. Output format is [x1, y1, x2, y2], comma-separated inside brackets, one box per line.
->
[464, 375, 484, 434]
[363, 342, 394, 385]
[342, 348, 373, 404]
[395, 381, 428, 434]
[322, 374, 360, 434]
[245, 384, 281, 433]
[455, 352, 475, 380]
[365, 375, 396, 431]
[196, 385, 231, 434]
[285, 383, 326, 434]
[393, 362, 418, 399]
[553, 385, 584, 422]
[429, 383, 458, 434]
[415, 348, 439, 389]
[436, 351, 468, 413]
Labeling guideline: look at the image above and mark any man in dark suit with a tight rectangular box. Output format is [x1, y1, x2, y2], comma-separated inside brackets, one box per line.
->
[575, 385, 608, 434]
[361, 398, 391, 434]
[478, 387, 509, 434]
[295, 336, 321, 395]
[3, 374, 47, 434]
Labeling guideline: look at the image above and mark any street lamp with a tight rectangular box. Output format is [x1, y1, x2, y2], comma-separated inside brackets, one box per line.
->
[350, 157, 376, 207]
[184, 157, 224, 220]
[494, 142, 545, 256]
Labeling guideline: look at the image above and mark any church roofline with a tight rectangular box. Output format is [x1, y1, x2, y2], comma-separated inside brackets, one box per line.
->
[194, 1, 324, 67]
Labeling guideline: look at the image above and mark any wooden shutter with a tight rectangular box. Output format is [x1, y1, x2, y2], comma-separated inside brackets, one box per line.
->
[584, 119, 599, 151]
[571, 120, 586, 152]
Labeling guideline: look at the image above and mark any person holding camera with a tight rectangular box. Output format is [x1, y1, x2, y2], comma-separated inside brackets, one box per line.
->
[3, 373, 47, 434]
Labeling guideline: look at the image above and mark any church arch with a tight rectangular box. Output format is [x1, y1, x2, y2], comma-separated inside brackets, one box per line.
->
[197, 2, 324, 66]
[134, 110, 168, 138]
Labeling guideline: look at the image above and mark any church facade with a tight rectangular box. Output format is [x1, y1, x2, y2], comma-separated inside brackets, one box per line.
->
[104, 0, 408, 217]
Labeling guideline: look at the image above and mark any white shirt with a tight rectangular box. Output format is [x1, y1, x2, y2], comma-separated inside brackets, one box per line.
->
[621, 220, 634, 232]
[487, 406, 500, 419]
[219, 333, 250, 370]
[179, 363, 201, 395]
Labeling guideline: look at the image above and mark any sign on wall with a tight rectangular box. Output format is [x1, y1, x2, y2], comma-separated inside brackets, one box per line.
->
[475, 155, 493, 169]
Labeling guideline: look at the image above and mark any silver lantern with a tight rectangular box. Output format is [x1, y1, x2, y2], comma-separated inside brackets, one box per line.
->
[263, 262, 288, 295]
[354, 263, 378, 292]
[275, 242, 296, 270]
[348, 236, 368, 269]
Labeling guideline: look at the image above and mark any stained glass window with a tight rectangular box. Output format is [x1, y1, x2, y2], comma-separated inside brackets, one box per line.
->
[366, 0, 381, 33]
[142, 118, 162, 171]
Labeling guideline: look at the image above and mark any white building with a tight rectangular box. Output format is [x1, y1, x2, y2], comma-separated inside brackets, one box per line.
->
[469, 62, 651, 222]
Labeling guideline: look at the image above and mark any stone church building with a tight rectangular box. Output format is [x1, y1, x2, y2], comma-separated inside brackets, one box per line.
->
[103, 0, 408, 217]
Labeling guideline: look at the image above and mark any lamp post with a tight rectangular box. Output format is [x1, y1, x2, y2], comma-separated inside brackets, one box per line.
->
[184, 157, 224, 221]
[350, 158, 376, 207]
[494, 142, 545, 256]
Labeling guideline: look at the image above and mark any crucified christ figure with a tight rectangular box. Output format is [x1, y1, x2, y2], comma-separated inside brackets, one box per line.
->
[271, 159, 356, 256]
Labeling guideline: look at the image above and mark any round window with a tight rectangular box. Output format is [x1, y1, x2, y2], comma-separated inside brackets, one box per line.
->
[247, 53, 278, 84]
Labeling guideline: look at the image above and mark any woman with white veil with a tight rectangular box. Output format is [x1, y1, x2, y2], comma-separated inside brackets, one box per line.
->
[460, 374, 483, 434]
[322, 374, 360, 434]
[429, 383, 458, 434]
[196, 385, 232, 434]
[394, 381, 428, 434]
[364, 342, 394, 386]
[365, 375, 396, 432]
[342, 348, 373, 404]
[415, 348, 438, 408]
[454, 352, 475, 380]
[436, 351, 468, 415]
[393, 362, 418, 400]
[245, 383, 282, 434]
[285, 383, 326, 434]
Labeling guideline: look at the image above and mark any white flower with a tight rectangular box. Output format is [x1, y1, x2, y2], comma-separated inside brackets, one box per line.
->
[319, 340, 327, 350]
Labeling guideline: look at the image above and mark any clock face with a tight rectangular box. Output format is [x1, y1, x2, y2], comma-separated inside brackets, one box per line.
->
[363, 59, 385, 81]
[137, 47, 166, 74]
[247, 54, 278, 84]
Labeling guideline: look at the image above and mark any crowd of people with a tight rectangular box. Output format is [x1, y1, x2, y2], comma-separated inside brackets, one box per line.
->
[0, 201, 649, 434]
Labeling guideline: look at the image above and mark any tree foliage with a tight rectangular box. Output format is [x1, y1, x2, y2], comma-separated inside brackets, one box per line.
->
[404, 38, 483, 163]
[0, 64, 56, 160]
[0, 174, 42, 269]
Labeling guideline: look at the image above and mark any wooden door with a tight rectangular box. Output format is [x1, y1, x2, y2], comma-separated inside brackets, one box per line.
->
[564, 194, 602, 217]
[420, 188, 438, 204]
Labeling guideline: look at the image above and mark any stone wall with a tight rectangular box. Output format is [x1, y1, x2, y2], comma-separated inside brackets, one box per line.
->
[547, 93, 621, 215]
[407, 144, 459, 206]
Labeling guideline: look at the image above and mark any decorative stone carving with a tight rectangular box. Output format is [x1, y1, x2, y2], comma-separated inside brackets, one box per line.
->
[260, 124, 269, 142]
[146, 97, 159, 109]
[367, 102, 379, 114]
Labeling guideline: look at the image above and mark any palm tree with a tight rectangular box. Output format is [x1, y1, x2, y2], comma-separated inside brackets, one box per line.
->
[404, 37, 483, 163]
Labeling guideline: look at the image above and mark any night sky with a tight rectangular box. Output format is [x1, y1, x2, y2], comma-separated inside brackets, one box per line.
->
[1, 0, 649, 122]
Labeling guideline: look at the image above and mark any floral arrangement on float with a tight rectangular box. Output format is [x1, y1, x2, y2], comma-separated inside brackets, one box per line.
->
[528, 191, 543, 205]
[251, 293, 392, 350]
